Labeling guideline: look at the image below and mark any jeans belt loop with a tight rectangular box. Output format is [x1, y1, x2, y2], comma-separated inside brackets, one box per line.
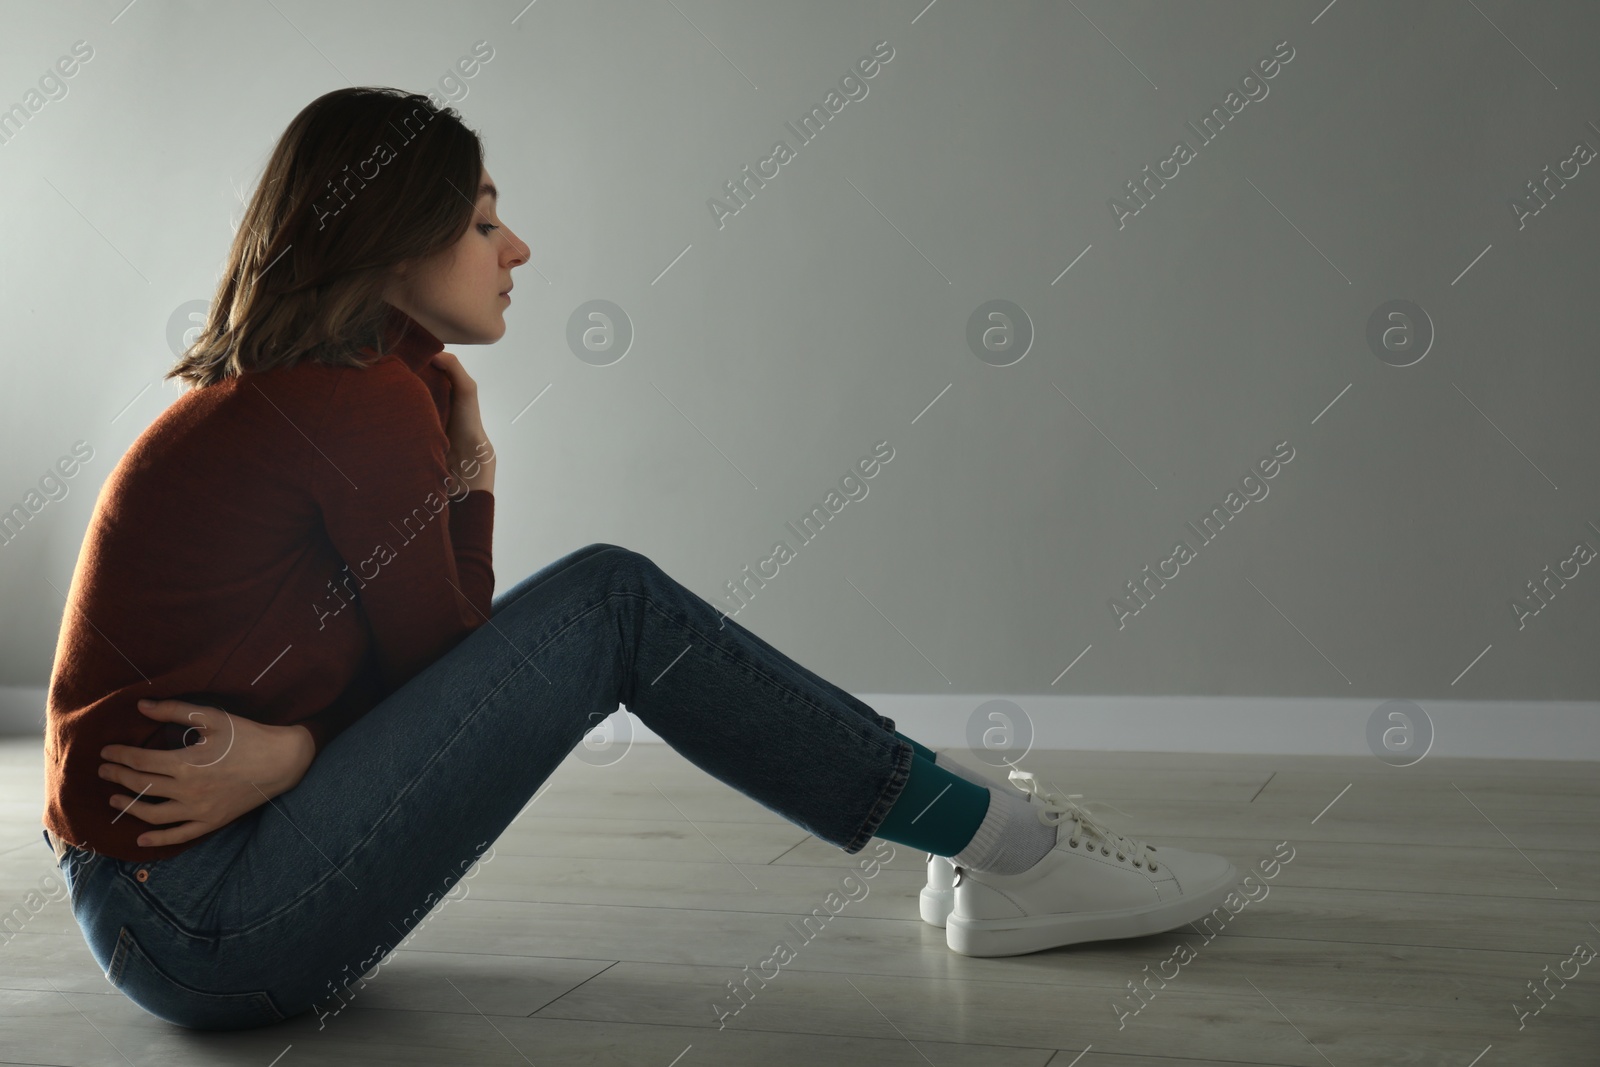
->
[47, 828, 74, 865]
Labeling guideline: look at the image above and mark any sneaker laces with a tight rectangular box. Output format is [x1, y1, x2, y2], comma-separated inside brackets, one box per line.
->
[1007, 769, 1158, 871]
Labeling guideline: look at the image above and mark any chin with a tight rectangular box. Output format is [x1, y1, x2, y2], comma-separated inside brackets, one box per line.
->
[445, 317, 508, 346]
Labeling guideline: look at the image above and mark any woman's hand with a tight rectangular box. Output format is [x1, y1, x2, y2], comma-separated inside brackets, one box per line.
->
[98, 699, 316, 848]
[430, 350, 495, 495]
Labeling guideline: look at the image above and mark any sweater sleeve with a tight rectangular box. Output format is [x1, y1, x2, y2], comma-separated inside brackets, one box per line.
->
[307, 367, 497, 706]
[448, 488, 496, 623]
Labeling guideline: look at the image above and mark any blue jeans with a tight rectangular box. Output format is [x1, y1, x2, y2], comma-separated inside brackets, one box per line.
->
[52, 543, 914, 1030]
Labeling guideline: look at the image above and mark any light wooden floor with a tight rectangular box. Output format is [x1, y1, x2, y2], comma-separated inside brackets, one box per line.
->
[1, 736, 1595, 1066]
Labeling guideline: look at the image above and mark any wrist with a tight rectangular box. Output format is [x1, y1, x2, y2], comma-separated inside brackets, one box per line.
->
[457, 465, 494, 496]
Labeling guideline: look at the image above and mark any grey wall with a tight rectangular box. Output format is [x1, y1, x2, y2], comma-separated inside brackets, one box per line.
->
[3, 1, 1597, 728]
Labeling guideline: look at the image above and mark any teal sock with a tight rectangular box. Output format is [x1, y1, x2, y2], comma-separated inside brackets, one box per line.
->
[895, 731, 937, 765]
[873, 752, 990, 856]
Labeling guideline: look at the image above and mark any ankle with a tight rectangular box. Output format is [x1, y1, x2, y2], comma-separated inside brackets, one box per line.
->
[952, 785, 1057, 875]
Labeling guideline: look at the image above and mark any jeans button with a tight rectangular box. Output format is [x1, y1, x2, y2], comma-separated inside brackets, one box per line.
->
[135, 868, 149, 882]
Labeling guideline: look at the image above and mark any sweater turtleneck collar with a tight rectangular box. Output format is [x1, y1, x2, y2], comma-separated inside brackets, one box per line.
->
[368, 303, 445, 376]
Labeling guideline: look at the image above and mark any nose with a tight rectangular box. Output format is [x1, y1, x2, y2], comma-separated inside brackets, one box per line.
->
[504, 228, 530, 266]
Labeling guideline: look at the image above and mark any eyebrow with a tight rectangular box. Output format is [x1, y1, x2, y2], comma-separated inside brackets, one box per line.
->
[479, 182, 498, 202]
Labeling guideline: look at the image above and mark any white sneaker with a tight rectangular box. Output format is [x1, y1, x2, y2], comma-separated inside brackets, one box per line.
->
[919, 853, 956, 926]
[945, 769, 1239, 957]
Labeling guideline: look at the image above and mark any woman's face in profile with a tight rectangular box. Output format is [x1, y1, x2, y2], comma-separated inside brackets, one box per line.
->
[385, 167, 528, 345]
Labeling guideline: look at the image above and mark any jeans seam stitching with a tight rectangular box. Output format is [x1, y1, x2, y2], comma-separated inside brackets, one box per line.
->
[109, 926, 131, 986]
[111, 866, 217, 944]
[107, 922, 285, 1019]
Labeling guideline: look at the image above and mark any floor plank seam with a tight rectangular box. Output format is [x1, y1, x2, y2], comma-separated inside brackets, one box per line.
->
[523, 959, 621, 1018]
[763, 834, 816, 865]
[1247, 771, 1277, 803]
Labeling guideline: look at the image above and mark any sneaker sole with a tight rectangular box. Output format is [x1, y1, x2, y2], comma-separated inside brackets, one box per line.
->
[919, 886, 953, 927]
[945, 861, 1240, 957]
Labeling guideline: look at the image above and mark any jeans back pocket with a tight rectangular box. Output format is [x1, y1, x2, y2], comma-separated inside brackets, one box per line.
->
[105, 924, 288, 1031]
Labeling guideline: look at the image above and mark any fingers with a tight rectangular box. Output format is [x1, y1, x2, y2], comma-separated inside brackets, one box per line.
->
[430, 351, 478, 392]
[109, 794, 187, 828]
[99, 743, 168, 773]
[136, 698, 220, 724]
[100, 760, 174, 794]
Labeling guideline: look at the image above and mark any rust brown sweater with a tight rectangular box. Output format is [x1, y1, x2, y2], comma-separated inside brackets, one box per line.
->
[43, 306, 494, 863]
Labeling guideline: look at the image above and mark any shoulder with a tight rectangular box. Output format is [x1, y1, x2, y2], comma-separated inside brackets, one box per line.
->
[305, 360, 452, 497]
[305, 357, 447, 472]
[315, 355, 439, 427]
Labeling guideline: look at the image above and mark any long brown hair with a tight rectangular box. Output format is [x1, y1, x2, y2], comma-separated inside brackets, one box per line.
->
[166, 87, 484, 389]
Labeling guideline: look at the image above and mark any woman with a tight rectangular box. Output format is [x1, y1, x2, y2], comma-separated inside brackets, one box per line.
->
[42, 87, 1238, 1031]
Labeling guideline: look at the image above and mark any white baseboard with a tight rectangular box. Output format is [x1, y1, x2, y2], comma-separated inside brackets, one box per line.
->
[8, 687, 1595, 761]
[623, 695, 1600, 762]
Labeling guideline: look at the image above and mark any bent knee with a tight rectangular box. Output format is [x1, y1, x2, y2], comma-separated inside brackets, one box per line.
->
[578, 543, 662, 584]
[583, 542, 652, 566]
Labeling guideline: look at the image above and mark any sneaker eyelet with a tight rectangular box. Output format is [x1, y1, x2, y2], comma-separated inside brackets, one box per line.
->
[1068, 838, 1079, 848]
[1116, 852, 1126, 862]
[1149, 862, 1158, 872]
[1100, 845, 1110, 855]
